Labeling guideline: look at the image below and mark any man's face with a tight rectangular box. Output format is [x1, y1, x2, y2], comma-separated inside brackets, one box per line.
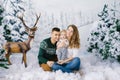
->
[51, 31, 60, 42]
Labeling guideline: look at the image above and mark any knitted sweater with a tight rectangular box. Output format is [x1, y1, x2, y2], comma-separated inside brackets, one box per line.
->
[38, 37, 58, 64]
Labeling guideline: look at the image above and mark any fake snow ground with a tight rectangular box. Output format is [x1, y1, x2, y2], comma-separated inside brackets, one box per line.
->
[1, 23, 120, 80]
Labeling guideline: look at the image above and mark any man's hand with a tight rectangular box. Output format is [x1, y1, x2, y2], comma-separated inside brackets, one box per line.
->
[47, 61, 54, 67]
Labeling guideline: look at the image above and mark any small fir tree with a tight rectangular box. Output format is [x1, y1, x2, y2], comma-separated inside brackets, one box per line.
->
[87, 4, 120, 62]
[0, 5, 9, 69]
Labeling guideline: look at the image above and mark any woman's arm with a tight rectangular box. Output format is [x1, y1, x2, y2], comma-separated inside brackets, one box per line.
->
[63, 56, 73, 63]
[57, 56, 73, 64]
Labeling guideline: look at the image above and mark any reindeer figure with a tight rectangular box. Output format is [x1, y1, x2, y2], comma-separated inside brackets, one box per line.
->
[3, 14, 41, 67]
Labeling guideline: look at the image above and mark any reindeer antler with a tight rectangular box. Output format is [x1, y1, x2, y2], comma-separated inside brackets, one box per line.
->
[18, 14, 29, 31]
[33, 13, 41, 27]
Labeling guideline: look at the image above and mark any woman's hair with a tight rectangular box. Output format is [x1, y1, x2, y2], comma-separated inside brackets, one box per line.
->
[67, 24, 80, 48]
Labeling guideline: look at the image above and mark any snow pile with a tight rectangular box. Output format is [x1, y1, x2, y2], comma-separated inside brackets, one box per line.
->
[80, 52, 120, 80]
[1, 52, 82, 80]
[1, 50, 120, 80]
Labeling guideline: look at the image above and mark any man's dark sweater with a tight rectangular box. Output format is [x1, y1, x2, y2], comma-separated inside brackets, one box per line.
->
[38, 37, 58, 64]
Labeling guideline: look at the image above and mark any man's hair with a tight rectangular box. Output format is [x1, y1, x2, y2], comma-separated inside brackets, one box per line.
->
[52, 27, 60, 32]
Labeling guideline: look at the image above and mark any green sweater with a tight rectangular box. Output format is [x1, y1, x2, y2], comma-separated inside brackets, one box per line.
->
[38, 37, 58, 64]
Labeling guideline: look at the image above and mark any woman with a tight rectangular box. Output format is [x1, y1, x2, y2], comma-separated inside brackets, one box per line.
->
[51, 24, 81, 73]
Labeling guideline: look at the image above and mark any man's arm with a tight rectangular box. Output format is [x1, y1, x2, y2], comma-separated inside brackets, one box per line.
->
[38, 41, 48, 64]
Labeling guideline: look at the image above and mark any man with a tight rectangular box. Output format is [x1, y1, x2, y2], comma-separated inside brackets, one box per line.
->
[38, 27, 60, 71]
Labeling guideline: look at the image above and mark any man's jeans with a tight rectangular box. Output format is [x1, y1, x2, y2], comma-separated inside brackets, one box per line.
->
[52, 57, 80, 73]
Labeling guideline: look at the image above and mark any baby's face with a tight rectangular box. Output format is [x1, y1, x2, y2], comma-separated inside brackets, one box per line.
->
[60, 32, 67, 39]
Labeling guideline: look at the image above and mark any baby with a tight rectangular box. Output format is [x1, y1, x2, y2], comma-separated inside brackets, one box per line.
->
[56, 30, 69, 62]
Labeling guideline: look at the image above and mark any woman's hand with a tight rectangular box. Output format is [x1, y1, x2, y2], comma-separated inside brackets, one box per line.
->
[57, 60, 66, 65]
[57, 60, 65, 65]
[58, 57, 73, 65]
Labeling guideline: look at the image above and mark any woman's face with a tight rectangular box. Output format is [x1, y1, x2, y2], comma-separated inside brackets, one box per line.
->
[66, 26, 73, 39]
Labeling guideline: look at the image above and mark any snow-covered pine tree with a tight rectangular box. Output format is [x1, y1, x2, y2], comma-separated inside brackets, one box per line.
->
[0, 5, 9, 69]
[3, 0, 28, 42]
[87, 3, 120, 62]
